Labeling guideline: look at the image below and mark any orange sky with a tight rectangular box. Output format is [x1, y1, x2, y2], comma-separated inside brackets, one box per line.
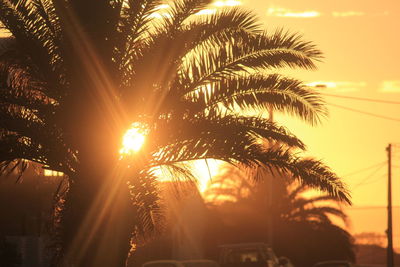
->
[239, 0, 400, 245]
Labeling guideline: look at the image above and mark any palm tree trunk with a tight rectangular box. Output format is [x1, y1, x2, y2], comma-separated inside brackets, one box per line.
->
[57, 167, 134, 267]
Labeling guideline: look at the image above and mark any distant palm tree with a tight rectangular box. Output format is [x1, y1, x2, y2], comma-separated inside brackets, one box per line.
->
[279, 182, 347, 224]
[0, 0, 349, 265]
[205, 164, 347, 222]
[204, 164, 354, 266]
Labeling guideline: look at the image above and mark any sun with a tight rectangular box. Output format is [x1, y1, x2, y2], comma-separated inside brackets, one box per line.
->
[120, 123, 147, 155]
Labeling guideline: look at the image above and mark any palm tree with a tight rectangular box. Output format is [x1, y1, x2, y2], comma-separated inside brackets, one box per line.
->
[204, 164, 349, 223]
[203, 165, 354, 266]
[0, 0, 349, 265]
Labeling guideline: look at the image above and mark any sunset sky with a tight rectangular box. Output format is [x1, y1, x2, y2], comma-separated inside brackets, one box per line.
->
[192, 0, 400, 245]
[242, 0, 400, 244]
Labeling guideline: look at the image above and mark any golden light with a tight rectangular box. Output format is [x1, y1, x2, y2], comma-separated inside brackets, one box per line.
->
[44, 169, 64, 177]
[120, 123, 147, 155]
[266, 7, 321, 18]
[151, 160, 221, 194]
[213, 0, 242, 7]
[193, 159, 221, 193]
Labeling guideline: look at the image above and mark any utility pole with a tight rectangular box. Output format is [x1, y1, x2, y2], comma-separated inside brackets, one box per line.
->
[387, 144, 394, 267]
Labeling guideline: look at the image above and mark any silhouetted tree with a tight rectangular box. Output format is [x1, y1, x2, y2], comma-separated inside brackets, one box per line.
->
[204, 165, 354, 267]
[0, 0, 349, 265]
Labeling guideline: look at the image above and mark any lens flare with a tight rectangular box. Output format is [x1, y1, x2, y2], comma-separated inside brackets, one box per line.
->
[120, 123, 147, 155]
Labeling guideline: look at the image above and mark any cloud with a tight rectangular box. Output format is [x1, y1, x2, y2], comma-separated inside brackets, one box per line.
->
[267, 7, 321, 18]
[151, 1, 240, 17]
[213, 0, 242, 7]
[196, 1, 241, 15]
[380, 80, 400, 93]
[374, 11, 389, 16]
[332, 11, 364, 17]
[307, 81, 367, 92]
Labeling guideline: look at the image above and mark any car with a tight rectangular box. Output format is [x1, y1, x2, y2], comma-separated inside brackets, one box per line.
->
[313, 261, 353, 267]
[277, 256, 294, 267]
[143, 260, 185, 267]
[181, 259, 220, 267]
[219, 243, 280, 267]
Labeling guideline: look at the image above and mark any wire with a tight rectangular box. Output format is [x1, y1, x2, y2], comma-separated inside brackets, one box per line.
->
[343, 161, 386, 177]
[352, 163, 386, 190]
[321, 93, 400, 105]
[327, 102, 400, 122]
[356, 174, 386, 187]
[347, 206, 400, 210]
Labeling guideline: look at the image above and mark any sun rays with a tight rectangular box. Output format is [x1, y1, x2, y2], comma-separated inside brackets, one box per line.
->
[120, 123, 147, 155]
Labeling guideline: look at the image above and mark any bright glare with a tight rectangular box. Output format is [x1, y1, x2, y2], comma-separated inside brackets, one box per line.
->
[154, 4, 170, 10]
[44, 169, 64, 177]
[267, 7, 321, 18]
[151, 160, 221, 193]
[120, 124, 147, 155]
[193, 160, 221, 193]
[213, 0, 242, 7]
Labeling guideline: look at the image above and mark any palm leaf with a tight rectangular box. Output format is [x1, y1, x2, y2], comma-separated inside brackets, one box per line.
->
[187, 74, 327, 124]
[147, 114, 305, 150]
[127, 169, 164, 241]
[291, 206, 347, 224]
[178, 29, 322, 95]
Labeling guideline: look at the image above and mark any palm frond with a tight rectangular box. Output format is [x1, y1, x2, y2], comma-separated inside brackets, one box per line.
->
[178, 29, 322, 95]
[164, 0, 212, 29]
[292, 195, 340, 209]
[123, 8, 260, 91]
[236, 149, 350, 203]
[157, 162, 197, 183]
[287, 183, 308, 200]
[291, 206, 347, 224]
[0, 0, 63, 82]
[148, 134, 349, 203]
[30, 0, 62, 39]
[116, 0, 162, 69]
[0, 158, 28, 180]
[187, 74, 327, 124]
[0, 37, 63, 102]
[128, 169, 164, 241]
[287, 158, 351, 204]
[0, 132, 46, 164]
[148, 114, 305, 151]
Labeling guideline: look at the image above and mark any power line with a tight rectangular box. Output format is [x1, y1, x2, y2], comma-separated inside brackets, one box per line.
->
[347, 206, 400, 210]
[343, 161, 386, 177]
[352, 163, 386, 190]
[322, 93, 400, 105]
[327, 102, 400, 122]
[355, 174, 386, 187]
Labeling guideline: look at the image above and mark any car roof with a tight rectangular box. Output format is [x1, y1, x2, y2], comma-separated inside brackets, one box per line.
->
[181, 260, 218, 263]
[143, 260, 184, 266]
[219, 242, 271, 248]
[313, 261, 352, 266]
